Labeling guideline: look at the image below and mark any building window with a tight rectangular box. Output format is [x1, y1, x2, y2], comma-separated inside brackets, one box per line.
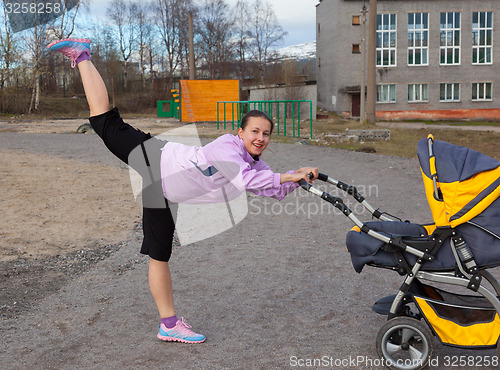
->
[352, 44, 360, 53]
[440, 83, 460, 102]
[440, 12, 461, 65]
[377, 14, 397, 67]
[377, 84, 396, 103]
[408, 13, 428, 65]
[472, 11, 493, 64]
[472, 82, 492, 101]
[352, 15, 360, 25]
[408, 84, 428, 102]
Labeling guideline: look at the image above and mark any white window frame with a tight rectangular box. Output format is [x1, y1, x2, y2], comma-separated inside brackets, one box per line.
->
[472, 11, 493, 65]
[377, 84, 397, 103]
[408, 12, 429, 66]
[440, 83, 461, 102]
[408, 84, 428, 102]
[440, 12, 461, 65]
[472, 82, 493, 101]
[377, 13, 397, 67]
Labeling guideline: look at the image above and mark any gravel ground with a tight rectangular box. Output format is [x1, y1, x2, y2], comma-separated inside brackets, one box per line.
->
[1, 124, 499, 369]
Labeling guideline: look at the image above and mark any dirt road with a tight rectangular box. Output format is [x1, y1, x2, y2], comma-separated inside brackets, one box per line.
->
[1, 118, 498, 369]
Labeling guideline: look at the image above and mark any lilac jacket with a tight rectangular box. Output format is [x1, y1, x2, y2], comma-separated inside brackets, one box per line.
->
[160, 134, 298, 203]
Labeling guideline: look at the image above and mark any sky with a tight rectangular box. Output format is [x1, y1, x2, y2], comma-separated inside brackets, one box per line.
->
[224, 0, 317, 47]
[87, 0, 317, 47]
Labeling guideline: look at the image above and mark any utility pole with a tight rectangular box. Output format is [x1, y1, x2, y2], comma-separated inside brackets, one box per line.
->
[360, 4, 367, 123]
[189, 12, 195, 80]
[366, 0, 377, 123]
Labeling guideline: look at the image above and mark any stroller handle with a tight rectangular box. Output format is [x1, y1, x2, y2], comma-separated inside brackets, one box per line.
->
[298, 177, 433, 261]
[305, 172, 394, 222]
[298, 179, 354, 218]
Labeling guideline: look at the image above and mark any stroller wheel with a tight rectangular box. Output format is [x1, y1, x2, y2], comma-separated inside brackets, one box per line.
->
[376, 317, 433, 370]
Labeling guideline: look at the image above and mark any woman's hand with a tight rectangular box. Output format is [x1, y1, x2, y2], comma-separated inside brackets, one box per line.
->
[295, 167, 319, 182]
[280, 167, 319, 184]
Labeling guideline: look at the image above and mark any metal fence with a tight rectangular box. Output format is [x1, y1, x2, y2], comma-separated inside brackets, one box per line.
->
[217, 100, 313, 139]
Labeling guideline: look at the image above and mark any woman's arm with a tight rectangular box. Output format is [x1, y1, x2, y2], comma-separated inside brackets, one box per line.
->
[204, 136, 318, 200]
[280, 167, 319, 184]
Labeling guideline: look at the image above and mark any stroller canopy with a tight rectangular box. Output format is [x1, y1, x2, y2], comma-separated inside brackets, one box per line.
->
[417, 138, 500, 228]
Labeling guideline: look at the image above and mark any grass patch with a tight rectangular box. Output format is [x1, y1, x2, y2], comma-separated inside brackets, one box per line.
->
[307, 116, 500, 160]
[415, 120, 500, 127]
[8, 94, 158, 120]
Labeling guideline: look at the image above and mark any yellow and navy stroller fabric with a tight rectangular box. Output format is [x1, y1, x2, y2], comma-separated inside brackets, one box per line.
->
[417, 136, 500, 228]
[346, 137, 500, 272]
[411, 282, 500, 347]
[418, 136, 500, 269]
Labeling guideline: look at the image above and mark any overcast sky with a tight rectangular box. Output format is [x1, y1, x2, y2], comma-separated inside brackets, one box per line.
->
[224, 0, 317, 46]
[87, 0, 317, 47]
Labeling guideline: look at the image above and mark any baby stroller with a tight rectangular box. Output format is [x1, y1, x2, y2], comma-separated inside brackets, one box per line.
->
[299, 135, 500, 370]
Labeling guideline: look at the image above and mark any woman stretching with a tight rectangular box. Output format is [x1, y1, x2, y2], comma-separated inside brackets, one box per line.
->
[47, 38, 318, 344]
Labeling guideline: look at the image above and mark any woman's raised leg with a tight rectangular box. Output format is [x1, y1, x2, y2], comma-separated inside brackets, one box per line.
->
[77, 60, 110, 117]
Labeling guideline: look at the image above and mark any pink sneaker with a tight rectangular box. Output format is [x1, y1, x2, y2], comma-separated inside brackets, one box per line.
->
[157, 317, 206, 344]
[47, 38, 91, 68]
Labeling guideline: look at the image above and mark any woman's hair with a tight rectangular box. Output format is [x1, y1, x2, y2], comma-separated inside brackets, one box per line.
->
[240, 110, 274, 134]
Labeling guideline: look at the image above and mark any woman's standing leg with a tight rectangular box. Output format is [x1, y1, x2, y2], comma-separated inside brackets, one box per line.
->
[149, 259, 175, 318]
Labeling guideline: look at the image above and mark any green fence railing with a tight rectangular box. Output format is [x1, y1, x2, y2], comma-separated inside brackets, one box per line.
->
[217, 100, 313, 139]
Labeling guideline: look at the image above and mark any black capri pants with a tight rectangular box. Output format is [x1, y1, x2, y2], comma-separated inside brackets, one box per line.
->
[89, 108, 176, 262]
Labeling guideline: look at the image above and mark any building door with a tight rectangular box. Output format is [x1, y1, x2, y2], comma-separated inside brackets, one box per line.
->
[351, 93, 360, 117]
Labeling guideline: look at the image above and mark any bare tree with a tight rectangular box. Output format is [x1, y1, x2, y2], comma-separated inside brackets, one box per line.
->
[233, 0, 250, 80]
[132, 1, 153, 89]
[107, 0, 136, 89]
[0, 3, 16, 88]
[249, 0, 286, 82]
[27, 8, 49, 114]
[0, 2, 18, 112]
[197, 0, 234, 79]
[147, 29, 160, 90]
[153, 0, 182, 90]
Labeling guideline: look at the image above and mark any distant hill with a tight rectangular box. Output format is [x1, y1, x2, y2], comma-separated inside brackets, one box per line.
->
[274, 41, 316, 61]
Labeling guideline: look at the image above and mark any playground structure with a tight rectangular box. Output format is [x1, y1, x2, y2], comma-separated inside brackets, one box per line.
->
[157, 80, 313, 139]
[179, 80, 240, 123]
[156, 89, 180, 119]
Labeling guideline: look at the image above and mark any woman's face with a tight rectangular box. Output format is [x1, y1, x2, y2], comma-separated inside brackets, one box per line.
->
[237, 116, 272, 157]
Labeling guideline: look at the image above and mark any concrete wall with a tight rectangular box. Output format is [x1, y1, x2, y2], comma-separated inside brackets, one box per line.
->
[316, 0, 500, 120]
[248, 84, 317, 121]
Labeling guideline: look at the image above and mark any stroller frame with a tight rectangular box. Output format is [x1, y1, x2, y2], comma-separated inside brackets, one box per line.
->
[299, 136, 500, 369]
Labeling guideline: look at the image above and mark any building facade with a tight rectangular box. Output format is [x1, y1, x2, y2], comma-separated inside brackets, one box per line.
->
[316, 0, 500, 120]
